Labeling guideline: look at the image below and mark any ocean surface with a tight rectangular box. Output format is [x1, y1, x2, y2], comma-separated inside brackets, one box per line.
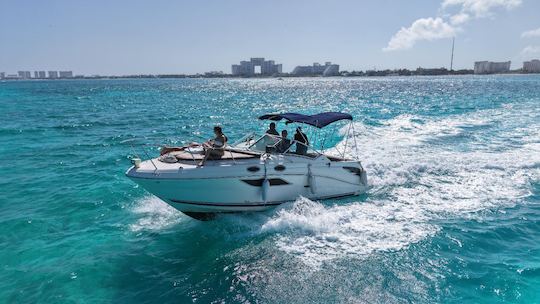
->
[0, 76, 539, 303]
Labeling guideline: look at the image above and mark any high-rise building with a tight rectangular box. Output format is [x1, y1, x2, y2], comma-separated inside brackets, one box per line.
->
[38, 71, 46, 78]
[48, 71, 59, 79]
[34, 71, 39, 78]
[232, 58, 282, 76]
[18, 71, 32, 79]
[523, 59, 540, 73]
[291, 62, 340, 76]
[474, 61, 511, 74]
[59, 71, 73, 78]
[0, 72, 5, 79]
[322, 64, 340, 76]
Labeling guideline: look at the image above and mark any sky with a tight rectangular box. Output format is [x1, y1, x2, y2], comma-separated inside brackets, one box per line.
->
[1, 0, 540, 75]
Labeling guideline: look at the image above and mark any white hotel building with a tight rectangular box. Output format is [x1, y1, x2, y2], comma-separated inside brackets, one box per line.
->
[474, 61, 511, 74]
[523, 59, 540, 73]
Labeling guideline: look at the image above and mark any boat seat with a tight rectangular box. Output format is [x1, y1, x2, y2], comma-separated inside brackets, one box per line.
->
[169, 150, 258, 161]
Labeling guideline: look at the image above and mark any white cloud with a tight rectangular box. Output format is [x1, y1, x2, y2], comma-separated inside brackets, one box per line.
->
[384, 0, 522, 51]
[521, 45, 540, 55]
[383, 18, 456, 51]
[521, 28, 540, 38]
[450, 13, 471, 25]
[443, 0, 522, 19]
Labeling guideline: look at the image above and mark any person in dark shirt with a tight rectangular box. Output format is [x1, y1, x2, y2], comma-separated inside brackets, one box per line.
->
[294, 127, 309, 155]
[266, 122, 279, 136]
[277, 130, 291, 153]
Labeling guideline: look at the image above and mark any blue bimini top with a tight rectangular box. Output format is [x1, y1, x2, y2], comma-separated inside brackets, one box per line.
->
[258, 112, 353, 128]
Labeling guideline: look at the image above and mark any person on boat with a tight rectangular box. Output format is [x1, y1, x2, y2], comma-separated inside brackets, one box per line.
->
[199, 126, 227, 166]
[266, 122, 279, 136]
[294, 127, 309, 155]
[276, 130, 291, 153]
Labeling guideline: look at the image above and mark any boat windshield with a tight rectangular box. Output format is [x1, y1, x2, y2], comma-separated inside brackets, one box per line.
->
[246, 133, 320, 157]
[248, 134, 280, 152]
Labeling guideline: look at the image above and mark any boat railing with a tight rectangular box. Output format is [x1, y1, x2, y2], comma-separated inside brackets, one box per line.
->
[123, 137, 242, 167]
[120, 139, 161, 172]
[281, 140, 318, 156]
[231, 132, 256, 147]
[339, 121, 359, 160]
[184, 146, 198, 163]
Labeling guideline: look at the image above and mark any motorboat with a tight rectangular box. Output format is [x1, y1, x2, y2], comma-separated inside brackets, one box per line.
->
[126, 112, 368, 220]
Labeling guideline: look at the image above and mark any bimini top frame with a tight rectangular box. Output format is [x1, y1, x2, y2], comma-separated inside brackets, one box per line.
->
[255, 111, 359, 160]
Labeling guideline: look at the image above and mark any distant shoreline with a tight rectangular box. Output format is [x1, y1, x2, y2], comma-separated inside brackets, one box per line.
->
[1, 72, 538, 81]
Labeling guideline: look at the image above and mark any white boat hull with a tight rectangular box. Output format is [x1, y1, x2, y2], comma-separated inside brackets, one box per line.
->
[126, 155, 368, 215]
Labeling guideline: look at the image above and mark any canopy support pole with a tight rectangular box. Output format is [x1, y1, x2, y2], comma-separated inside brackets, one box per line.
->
[342, 122, 351, 159]
[351, 122, 359, 160]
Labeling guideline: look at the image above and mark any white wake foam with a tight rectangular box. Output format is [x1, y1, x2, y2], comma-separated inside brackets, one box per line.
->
[129, 196, 183, 232]
[261, 197, 437, 266]
[262, 102, 540, 266]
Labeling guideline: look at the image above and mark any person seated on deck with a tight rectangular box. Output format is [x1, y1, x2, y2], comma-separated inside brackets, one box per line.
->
[265, 122, 279, 136]
[294, 127, 309, 155]
[199, 126, 227, 166]
[276, 130, 291, 153]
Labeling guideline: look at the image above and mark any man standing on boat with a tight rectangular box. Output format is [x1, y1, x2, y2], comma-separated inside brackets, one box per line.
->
[266, 122, 279, 136]
[294, 127, 309, 155]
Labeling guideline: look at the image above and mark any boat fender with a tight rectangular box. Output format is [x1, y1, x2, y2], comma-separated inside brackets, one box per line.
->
[262, 160, 270, 203]
[307, 164, 316, 194]
[262, 178, 270, 203]
[360, 169, 368, 186]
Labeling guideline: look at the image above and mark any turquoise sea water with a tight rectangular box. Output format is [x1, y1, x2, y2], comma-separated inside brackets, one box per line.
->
[0, 76, 539, 303]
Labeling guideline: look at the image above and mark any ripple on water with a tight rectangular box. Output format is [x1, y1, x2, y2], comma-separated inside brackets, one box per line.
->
[3, 78, 539, 303]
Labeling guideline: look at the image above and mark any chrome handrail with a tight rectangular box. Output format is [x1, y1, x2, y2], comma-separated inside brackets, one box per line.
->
[281, 139, 321, 156]
[140, 144, 158, 173]
[231, 132, 255, 147]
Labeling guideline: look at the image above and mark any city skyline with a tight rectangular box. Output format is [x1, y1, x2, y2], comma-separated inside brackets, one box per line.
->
[1, 0, 540, 75]
[3, 57, 540, 78]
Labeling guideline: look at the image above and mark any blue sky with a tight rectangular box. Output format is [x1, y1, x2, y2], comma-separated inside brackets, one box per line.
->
[1, 0, 539, 75]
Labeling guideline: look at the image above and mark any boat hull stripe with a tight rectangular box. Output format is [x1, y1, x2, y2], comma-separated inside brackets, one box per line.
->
[168, 192, 359, 208]
[169, 199, 284, 207]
